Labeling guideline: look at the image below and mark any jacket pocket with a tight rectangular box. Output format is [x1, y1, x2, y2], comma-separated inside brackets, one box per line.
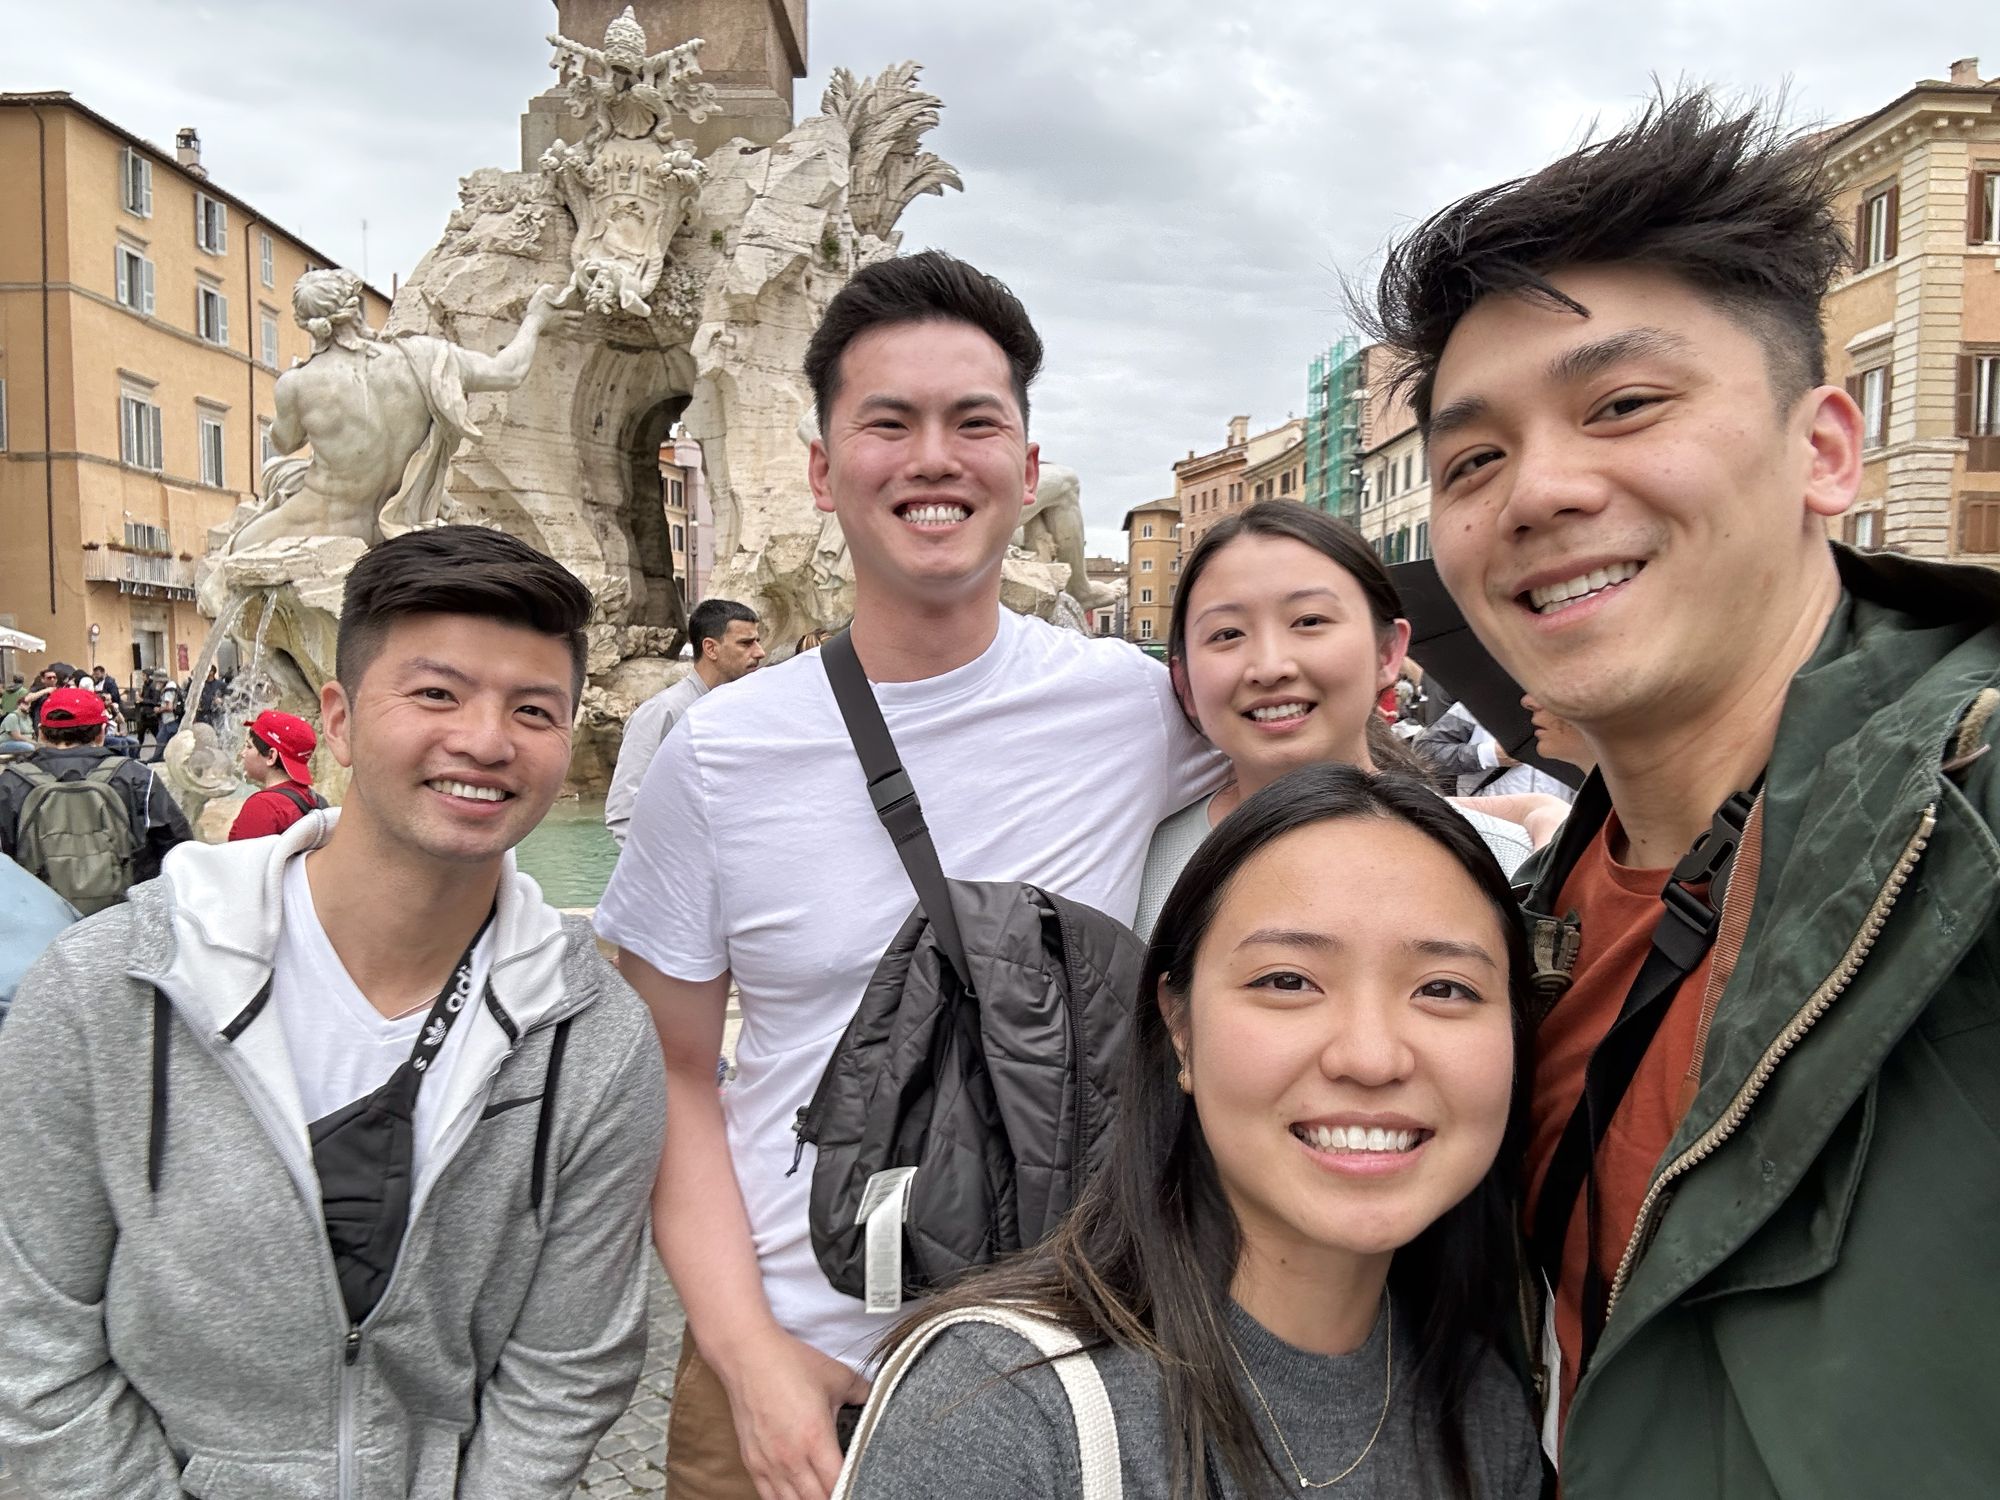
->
[1681, 1085, 1875, 1303]
[178, 1449, 321, 1498]
[406, 1418, 465, 1497]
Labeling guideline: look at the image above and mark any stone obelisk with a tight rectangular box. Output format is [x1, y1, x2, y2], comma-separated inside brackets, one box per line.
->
[521, 0, 807, 166]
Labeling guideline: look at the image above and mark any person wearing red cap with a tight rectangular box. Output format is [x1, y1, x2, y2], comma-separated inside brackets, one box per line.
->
[0, 686, 191, 912]
[228, 710, 328, 841]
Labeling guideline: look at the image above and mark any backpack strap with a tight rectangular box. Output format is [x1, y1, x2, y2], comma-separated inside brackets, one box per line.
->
[272, 783, 326, 817]
[821, 631, 973, 992]
[831, 1304, 1121, 1500]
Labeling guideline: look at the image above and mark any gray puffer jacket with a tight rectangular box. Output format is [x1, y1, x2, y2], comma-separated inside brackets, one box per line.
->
[0, 812, 666, 1499]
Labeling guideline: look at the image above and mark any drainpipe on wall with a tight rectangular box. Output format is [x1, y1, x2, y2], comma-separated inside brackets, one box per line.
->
[33, 106, 57, 617]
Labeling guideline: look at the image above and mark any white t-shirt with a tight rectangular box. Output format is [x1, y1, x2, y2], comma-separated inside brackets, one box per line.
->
[595, 610, 1221, 1368]
[271, 856, 493, 1169]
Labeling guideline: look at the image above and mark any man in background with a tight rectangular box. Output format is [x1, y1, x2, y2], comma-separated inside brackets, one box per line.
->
[603, 597, 765, 846]
[228, 710, 327, 841]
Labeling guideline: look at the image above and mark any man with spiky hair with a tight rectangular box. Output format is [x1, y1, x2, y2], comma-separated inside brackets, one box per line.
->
[1370, 91, 2000, 1495]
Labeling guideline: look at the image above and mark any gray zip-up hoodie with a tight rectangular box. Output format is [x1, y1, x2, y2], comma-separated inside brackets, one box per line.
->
[0, 811, 666, 1499]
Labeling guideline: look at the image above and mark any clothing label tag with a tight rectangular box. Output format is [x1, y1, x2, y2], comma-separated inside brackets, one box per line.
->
[1539, 1274, 1562, 1467]
[858, 1167, 918, 1315]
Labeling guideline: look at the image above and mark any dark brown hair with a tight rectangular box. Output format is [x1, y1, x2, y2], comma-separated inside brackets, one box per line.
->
[1366, 88, 1848, 426]
[335, 525, 593, 705]
[884, 765, 1533, 1498]
[803, 250, 1044, 434]
[1168, 500, 1435, 785]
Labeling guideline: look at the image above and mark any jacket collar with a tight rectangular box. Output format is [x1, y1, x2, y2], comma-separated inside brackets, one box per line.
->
[141, 806, 575, 1040]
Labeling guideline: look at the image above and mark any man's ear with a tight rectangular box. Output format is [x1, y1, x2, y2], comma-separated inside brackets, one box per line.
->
[1800, 383, 1864, 522]
[809, 436, 835, 516]
[320, 678, 356, 770]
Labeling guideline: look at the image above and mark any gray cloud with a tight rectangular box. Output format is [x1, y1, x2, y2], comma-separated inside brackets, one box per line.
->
[7, 0, 1988, 554]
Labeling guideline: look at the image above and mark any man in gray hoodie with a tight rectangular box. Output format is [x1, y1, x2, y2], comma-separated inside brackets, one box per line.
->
[0, 526, 666, 1499]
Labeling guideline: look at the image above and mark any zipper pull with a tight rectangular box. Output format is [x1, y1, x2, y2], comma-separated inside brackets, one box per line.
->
[787, 1106, 809, 1178]
[344, 1326, 362, 1366]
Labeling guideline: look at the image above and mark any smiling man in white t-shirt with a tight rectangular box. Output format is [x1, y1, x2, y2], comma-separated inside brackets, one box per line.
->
[596, 250, 1220, 1500]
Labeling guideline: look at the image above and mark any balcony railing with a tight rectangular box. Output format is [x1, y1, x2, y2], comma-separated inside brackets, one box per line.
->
[83, 547, 196, 598]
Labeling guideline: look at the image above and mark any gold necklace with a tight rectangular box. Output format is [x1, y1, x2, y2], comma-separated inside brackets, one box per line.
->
[1227, 1296, 1392, 1490]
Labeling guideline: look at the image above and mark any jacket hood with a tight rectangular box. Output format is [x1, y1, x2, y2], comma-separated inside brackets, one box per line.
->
[143, 806, 573, 1039]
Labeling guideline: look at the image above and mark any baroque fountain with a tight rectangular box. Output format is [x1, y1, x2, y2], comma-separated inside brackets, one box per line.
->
[170, 3, 1106, 836]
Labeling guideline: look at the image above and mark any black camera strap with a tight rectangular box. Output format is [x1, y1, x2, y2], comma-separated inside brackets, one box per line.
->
[1529, 782, 1759, 1373]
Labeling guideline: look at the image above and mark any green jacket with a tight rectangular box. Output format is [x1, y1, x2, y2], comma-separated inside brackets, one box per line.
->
[1527, 547, 2000, 1499]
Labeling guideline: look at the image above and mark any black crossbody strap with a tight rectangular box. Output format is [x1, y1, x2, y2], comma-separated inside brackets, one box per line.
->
[822, 632, 973, 993]
[1529, 784, 1758, 1373]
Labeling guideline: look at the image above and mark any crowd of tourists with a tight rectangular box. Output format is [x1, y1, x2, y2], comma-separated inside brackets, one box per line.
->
[1, 86, 1997, 1500]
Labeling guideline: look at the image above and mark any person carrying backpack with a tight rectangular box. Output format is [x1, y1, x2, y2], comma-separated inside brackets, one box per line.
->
[0, 687, 190, 913]
[228, 710, 328, 840]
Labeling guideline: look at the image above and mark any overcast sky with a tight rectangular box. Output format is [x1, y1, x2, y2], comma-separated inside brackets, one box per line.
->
[6, 1, 1991, 555]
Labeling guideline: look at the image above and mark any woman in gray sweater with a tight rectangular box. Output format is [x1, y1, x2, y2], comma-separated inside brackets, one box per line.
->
[838, 765, 1545, 1498]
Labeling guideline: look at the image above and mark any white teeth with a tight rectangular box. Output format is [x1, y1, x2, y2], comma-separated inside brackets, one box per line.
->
[1249, 703, 1311, 722]
[431, 779, 506, 802]
[1529, 560, 1640, 613]
[1295, 1124, 1421, 1154]
[901, 503, 969, 525]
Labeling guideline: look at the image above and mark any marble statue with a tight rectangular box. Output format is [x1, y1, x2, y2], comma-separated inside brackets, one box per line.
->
[540, 6, 714, 316]
[1016, 465, 1111, 609]
[227, 272, 565, 552]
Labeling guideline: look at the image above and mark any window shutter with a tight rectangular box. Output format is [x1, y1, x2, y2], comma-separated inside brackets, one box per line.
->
[120, 146, 133, 208]
[1959, 355, 1977, 437]
[142, 258, 155, 315]
[1853, 201, 1868, 269]
[194, 199, 204, 250]
[1972, 171, 1988, 245]
[217, 203, 228, 252]
[1885, 185, 1900, 259]
[1881, 366, 1893, 442]
[218, 295, 228, 346]
[140, 159, 152, 216]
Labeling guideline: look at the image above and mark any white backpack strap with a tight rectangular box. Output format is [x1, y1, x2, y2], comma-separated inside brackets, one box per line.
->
[832, 1304, 1121, 1500]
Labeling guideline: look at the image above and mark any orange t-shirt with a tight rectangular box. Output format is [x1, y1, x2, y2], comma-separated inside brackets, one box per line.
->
[1525, 813, 1714, 1421]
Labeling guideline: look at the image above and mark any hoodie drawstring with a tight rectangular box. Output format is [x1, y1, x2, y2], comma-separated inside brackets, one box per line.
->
[530, 1018, 572, 1224]
[149, 990, 171, 1194]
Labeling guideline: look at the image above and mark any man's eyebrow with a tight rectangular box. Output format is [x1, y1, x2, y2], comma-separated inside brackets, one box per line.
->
[852, 392, 1008, 417]
[1425, 395, 1488, 445]
[402, 657, 567, 701]
[1545, 327, 1693, 388]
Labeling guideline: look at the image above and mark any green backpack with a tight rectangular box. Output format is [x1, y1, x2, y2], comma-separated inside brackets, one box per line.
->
[11, 760, 141, 914]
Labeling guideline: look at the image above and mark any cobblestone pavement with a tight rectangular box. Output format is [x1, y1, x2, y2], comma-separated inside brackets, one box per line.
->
[0, 1265, 688, 1500]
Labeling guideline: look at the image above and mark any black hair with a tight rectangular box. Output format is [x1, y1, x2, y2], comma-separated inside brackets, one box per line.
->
[688, 597, 759, 651]
[1366, 88, 1848, 426]
[40, 722, 103, 748]
[247, 730, 278, 765]
[804, 249, 1044, 434]
[1168, 500, 1435, 785]
[335, 525, 594, 705]
[887, 764, 1532, 1498]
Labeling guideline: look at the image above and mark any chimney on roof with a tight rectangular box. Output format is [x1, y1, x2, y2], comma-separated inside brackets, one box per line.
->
[175, 127, 205, 178]
[1949, 57, 1981, 85]
[1226, 414, 1250, 446]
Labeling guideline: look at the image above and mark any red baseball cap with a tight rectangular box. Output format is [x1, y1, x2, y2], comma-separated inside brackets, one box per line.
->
[41, 687, 108, 729]
[249, 710, 317, 784]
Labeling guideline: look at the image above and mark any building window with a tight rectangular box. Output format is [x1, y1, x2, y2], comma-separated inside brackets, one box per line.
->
[1861, 366, 1889, 449]
[1141, 522, 1153, 539]
[115, 244, 155, 314]
[670, 522, 686, 553]
[1140, 587, 1153, 604]
[259, 418, 277, 468]
[1845, 509, 1881, 551]
[120, 392, 164, 471]
[196, 192, 228, 255]
[121, 147, 153, 217]
[260, 231, 275, 288]
[260, 310, 279, 367]
[1972, 170, 2000, 246]
[1974, 354, 2000, 437]
[1859, 184, 1897, 269]
[1140, 558, 1154, 572]
[197, 284, 229, 346]
[1961, 495, 2000, 554]
[198, 415, 225, 487]
[1415, 520, 1430, 560]
[124, 520, 169, 552]
[1138, 618, 1154, 640]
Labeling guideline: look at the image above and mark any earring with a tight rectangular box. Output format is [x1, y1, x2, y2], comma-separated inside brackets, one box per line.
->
[1176, 1065, 1191, 1093]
